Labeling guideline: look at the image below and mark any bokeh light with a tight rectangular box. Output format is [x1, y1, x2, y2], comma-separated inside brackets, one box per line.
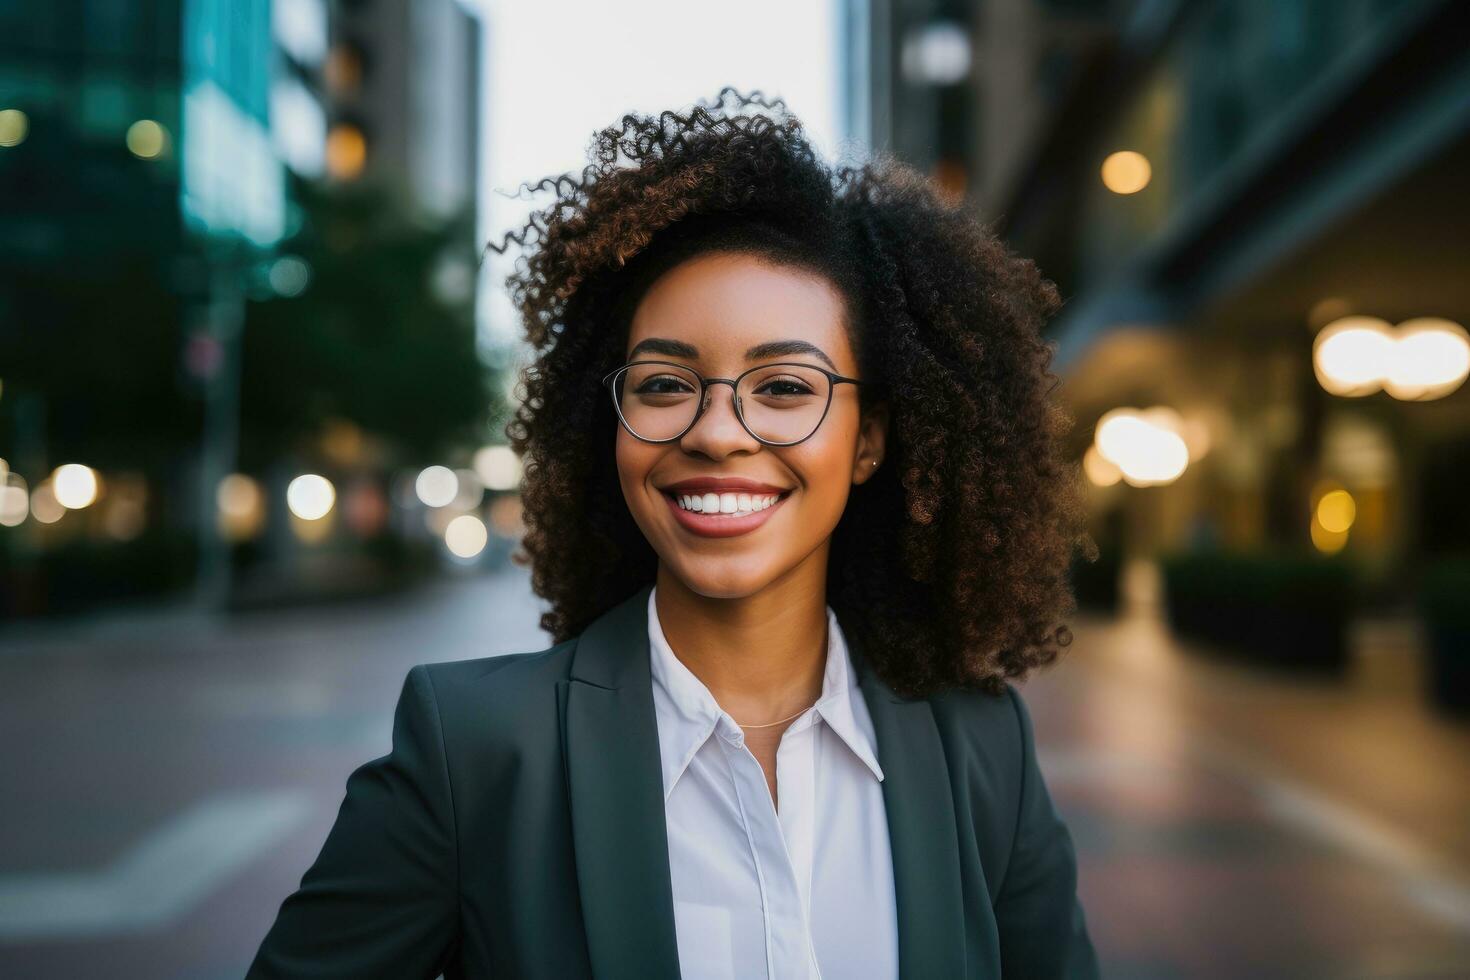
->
[1101, 150, 1151, 194]
[286, 473, 336, 520]
[125, 119, 169, 159]
[415, 465, 458, 508]
[1315, 489, 1356, 534]
[325, 123, 366, 179]
[51, 463, 99, 509]
[1383, 317, 1470, 401]
[268, 255, 312, 297]
[1314, 315, 1469, 400]
[473, 445, 522, 491]
[444, 513, 488, 558]
[30, 481, 66, 524]
[1094, 406, 1190, 487]
[0, 107, 29, 147]
[0, 473, 28, 527]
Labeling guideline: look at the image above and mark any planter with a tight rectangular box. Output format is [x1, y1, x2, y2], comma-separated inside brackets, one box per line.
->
[1419, 558, 1470, 718]
[1159, 549, 1356, 673]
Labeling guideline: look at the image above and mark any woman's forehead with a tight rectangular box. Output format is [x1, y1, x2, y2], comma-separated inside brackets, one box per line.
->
[626, 252, 852, 368]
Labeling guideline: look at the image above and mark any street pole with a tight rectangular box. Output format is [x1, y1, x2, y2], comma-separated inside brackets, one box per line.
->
[193, 246, 245, 613]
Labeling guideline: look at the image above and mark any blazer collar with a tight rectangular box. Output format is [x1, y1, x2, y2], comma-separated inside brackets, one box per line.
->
[559, 582, 966, 979]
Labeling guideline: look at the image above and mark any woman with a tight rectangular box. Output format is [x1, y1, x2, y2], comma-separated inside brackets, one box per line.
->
[249, 87, 1100, 979]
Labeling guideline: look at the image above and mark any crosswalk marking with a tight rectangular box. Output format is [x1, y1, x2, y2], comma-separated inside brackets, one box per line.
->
[0, 790, 312, 941]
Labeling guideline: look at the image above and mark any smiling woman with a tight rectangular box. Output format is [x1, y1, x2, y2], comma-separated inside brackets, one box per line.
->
[248, 87, 1101, 980]
[495, 87, 1093, 701]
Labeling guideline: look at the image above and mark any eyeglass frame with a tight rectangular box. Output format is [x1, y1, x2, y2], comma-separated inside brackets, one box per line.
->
[601, 358, 881, 447]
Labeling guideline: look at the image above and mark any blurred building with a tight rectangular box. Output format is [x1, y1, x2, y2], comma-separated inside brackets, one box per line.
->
[324, 0, 481, 220]
[854, 0, 1470, 601]
[0, 0, 490, 618]
[0, 0, 295, 612]
[0, 0, 287, 256]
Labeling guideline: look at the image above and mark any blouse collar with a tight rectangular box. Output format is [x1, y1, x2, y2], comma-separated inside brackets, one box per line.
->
[646, 584, 885, 800]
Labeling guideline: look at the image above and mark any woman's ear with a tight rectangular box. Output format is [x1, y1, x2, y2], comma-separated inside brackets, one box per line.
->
[852, 401, 889, 485]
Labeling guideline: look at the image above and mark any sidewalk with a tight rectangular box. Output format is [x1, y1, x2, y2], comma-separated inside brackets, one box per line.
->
[1020, 586, 1470, 978]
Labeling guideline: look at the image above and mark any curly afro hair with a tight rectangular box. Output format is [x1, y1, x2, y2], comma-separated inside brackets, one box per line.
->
[486, 87, 1095, 699]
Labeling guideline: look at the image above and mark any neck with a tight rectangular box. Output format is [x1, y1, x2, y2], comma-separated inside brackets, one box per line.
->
[653, 558, 828, 726]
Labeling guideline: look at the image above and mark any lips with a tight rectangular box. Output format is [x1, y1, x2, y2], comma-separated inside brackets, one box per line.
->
[661, 485, 791, 538]
[657, 476, 793, 496]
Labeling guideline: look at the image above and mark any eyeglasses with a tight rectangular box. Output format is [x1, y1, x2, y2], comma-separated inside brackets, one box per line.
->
[602, 359, 878, 447]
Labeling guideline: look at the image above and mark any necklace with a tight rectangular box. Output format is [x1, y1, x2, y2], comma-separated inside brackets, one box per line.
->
[735, 701, 818, 729]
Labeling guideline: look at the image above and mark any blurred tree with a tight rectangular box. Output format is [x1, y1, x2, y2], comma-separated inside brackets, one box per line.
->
[237, 182, 497, 470]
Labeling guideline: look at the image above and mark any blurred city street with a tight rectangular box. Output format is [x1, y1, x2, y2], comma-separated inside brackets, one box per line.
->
[5, 0, 1470, 976]
[2, 567, 1468, 979]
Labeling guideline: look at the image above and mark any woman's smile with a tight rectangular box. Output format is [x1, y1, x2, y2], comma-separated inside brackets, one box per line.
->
[655, 474, 795, 538]
[660, 485, 794, 538]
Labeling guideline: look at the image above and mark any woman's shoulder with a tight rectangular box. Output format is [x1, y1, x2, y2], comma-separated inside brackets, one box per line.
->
[923, 681, 1037, 784]
[926, 679, 1025, 727]
[416, 638, 579, 694]
[403, 639, 580, 745]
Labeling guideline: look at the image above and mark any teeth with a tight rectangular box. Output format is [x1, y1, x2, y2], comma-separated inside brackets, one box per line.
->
[675, 490, 782, 515]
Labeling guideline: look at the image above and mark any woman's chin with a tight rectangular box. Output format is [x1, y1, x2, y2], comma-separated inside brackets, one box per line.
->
[661, 557, 790, 601]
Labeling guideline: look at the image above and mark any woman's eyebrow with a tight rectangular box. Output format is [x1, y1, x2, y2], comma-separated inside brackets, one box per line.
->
[628, 337, 838, 372]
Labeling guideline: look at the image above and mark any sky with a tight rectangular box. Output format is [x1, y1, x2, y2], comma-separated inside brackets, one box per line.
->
[473, 0, 846, 350]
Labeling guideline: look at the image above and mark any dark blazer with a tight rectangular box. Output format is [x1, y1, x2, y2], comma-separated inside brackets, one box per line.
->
[248, 582, 1100, 979]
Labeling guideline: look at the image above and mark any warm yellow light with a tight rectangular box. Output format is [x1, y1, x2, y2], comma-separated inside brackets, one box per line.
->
[1101, 150, 1151, 194]
[126, 119, 169, 159]
[51, 463, 99, 509]
[0, 108, 28, 147]
[1313, 316, 1394, 396]
[325, 123, 366, 180]
[287, 473, 336, 520]
[218, 473, 266, 541]
[1314, 315, 1470, 400]
[1082, 445, 1121, 487]
[1315, 489, 1356, 534]
[1094, 406, 1189, 487]
[217, 473, 263, 518]
[1311, 518, 1348, 554]
[444, 514, 488, 558]
[1383, 318, 1470, 401]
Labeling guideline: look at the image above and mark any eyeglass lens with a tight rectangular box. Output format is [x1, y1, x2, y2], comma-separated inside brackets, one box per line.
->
[612, 363, 831, 444]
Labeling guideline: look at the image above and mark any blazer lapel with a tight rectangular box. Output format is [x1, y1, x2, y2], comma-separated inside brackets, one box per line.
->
[558, 582, 682, 980]
[837, 606, 968, 979]
[557, 588, 967, 979]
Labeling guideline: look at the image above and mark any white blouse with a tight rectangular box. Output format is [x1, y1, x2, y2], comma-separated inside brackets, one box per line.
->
[646, 585, 900, 980]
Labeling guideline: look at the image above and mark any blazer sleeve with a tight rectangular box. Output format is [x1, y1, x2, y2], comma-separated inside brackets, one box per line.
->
[995, 684, 1101, 980]
[247, 664, 460, 979]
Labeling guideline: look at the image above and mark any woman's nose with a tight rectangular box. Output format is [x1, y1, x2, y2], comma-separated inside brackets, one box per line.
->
[680, 383, 759, 454]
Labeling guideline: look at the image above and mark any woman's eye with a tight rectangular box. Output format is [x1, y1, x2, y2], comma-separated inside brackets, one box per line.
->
[756, 379, 814, 396]
[636, 376, 693, 394]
